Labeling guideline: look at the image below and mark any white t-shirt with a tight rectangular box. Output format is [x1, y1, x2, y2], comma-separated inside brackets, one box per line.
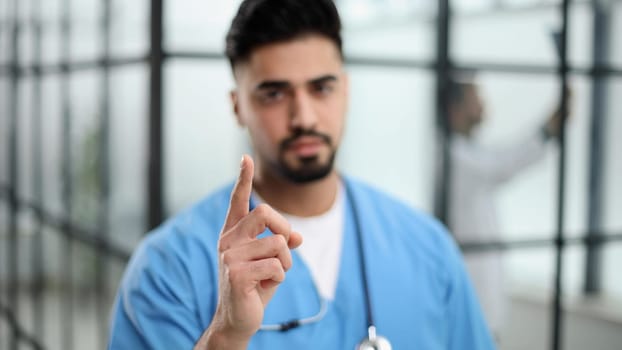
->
[253, 182, 345, 300]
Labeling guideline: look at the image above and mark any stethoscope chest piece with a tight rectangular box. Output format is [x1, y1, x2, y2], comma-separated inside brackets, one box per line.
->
[356, 326, 392, 350]
[356, 337, 392, 350]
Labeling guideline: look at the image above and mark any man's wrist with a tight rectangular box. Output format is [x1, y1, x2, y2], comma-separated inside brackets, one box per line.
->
[194, 324, 251, 350]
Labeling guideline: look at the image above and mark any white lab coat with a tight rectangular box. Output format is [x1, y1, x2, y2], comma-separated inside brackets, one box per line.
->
[449, 131, 549, 334]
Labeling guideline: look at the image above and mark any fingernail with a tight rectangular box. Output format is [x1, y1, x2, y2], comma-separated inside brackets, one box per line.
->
[240, 155, 245, 169]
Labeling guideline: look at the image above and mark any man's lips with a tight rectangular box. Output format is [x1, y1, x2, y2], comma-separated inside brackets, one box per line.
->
[287, 137, 325, 157]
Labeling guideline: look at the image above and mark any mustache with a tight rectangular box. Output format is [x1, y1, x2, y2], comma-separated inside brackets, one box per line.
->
[280, 129, 333, 151]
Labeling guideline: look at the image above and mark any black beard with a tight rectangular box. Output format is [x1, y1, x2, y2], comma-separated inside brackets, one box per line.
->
[275, 129, 336, 184]
[276, 152, 336, 184]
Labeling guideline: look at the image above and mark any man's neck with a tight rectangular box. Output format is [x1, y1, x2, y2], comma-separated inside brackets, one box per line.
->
[253, 169, 340, 217]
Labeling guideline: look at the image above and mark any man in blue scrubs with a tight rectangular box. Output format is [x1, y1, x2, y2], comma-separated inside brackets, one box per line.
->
[108, 0, 495, 349]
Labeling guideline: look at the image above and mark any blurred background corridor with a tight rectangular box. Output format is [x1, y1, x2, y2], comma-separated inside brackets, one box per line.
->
[1, 0, 621, 349]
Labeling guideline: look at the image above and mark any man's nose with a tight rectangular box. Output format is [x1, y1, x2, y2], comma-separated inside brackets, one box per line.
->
[289, 90, 318, 130]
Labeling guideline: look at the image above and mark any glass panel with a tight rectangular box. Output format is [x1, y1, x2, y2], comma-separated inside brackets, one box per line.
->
[562, 245, 587, 298]
[110, 0, 149, 57]
[602, 244, 622, 305]
[0, 312, 7, 348]
[0, 200, 6, 294]
[18, 77, 33, 201]
[603, 79, 622, 233]
[451, 0, 496, 13]
[502, 0, 546, 7]
[14, 0, 91, 64]
[451, 1, 592, 68]
[565, 247, 622, 350]
[0, 0, 10, 17]
[610, 1, 622, 67]
[18, 0, 35, 67]
[0, 19, 8, 65]
[39, 225, 63, 348]
[41, 75, 63, 217]
[14, 209, 36, 335]
[561, 75, 590, 239]
[0, 0, 7, 19]
[165, 0, 241, 52]
[70, 0, 101, 61]
[502, 246, 554, 348]
[108, 257, 129, 300]
[69, 70, 100, 227]
[338, 0, 435, 61]
[504, 246, 590, 349]
[339, 66, 435, 211]
[599, 75, 620, 327]
[109, 64, 148, 250]
[0, 0, 23, 65]
[0, 78, 8, 185]
[165, 60, 245, 213]
[567, 2, 594, 68]
[40, 0, 62, 65]
[452, 1, 558, 65]
[71, 240, 100, 350]
[0, 1, 8, 65]
[16, 0, 31, 22]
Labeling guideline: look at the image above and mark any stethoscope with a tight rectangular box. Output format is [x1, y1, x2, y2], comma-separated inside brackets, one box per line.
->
[254, 180, 392, 350]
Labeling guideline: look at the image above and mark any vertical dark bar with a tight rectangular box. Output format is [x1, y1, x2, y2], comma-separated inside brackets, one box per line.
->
[60, 0, 74, 348]
[434, 0, 452, 226]
[7, 0, 20, 348]
[96, 0, 112, 346]
[148, 0, 165, 231]
[584, 0, 609, 295]
[31, 0, 45, 340]
[551, 0, 571, 349]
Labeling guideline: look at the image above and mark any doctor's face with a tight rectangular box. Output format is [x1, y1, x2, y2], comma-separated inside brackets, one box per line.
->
[230, 35, 348, 183]
[463, 85, 485, 128]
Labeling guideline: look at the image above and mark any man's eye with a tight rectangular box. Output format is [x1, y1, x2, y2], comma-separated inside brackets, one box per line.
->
[260, 90, 284, 103]
[313, 83, 334, 95]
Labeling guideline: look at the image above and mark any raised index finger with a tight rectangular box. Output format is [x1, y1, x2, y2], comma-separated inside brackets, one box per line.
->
[223, 154, 254, 232]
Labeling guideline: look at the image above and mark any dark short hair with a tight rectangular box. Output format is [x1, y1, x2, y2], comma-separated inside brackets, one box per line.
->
[225, 0, 343, 70]
[448, 80, 470, 107]
[436, 71, 478, 128]
[448, 69, 478, 107]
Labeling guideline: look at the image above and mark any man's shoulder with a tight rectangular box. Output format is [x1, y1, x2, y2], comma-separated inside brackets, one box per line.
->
[344, 176, 458, 269]
[131, 182, 235, 264]
[119, 183, 235, 291]
[344, 176, 445, 232]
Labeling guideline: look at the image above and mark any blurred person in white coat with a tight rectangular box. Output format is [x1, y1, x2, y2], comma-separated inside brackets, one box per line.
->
[446, 73, 568, 338]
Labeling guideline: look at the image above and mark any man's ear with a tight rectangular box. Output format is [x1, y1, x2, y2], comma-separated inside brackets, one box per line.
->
[230, 89, 245, 127]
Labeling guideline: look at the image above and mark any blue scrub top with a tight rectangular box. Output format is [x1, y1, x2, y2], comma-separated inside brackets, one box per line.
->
[108, 176, 495, 349]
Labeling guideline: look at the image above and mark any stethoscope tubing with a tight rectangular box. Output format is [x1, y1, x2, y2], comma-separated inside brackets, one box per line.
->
[251, 179, 388, 347]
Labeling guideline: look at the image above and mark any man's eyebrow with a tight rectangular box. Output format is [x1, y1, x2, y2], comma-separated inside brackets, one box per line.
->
[254, 75, 338, 91]
[309, 74, 337, 85]
[255, 80, 290, 91]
